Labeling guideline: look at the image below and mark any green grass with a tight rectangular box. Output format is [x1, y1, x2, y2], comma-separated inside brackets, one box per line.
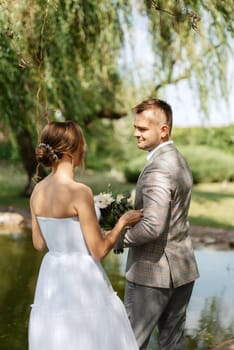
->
[78, 170, 136, 194]
[0, 162, 234, 229]
[190, 182, 234, 229]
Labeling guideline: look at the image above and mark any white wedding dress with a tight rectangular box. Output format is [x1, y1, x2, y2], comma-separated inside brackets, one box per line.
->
[28, 216, 138, 350]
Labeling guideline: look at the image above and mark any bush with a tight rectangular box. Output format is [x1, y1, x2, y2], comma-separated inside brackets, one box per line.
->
[173, 125, 234, 154]
[0, 141, 20, 161]
[122, 153, 145, 183]
[124, 167, 140, 183]
[178, 145, 234, 183]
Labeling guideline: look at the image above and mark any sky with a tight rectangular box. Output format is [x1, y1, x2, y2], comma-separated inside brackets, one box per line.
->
[165, 79, 234, 127]
[121, 6, 234, 127]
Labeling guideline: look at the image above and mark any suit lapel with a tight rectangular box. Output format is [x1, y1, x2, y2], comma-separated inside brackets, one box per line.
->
[137, 157, 153, 182]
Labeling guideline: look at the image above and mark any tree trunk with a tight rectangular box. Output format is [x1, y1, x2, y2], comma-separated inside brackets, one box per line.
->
[16, 128, 46, 196]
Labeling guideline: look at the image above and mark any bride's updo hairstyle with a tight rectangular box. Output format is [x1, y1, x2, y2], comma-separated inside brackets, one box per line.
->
[36, 121, 86, 168]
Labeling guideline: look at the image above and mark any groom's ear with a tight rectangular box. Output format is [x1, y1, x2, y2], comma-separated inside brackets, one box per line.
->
[161, 124, 169, 139]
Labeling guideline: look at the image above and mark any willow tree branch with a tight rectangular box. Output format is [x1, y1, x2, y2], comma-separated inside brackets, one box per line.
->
[155, 69, 191, 91]
[150, 0, 200, 31]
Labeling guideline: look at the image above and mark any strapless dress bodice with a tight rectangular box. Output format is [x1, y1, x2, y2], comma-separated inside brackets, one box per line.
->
[37, 216, 90, 255]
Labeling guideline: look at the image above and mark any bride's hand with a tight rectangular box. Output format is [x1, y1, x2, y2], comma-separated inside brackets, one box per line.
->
[119, 209, 143, 227]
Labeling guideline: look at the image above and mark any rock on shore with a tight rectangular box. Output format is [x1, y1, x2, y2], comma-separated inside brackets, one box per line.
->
[212, 339, 234, 350]
[0, 207, 31, 234]
[0, 212, 25, 234]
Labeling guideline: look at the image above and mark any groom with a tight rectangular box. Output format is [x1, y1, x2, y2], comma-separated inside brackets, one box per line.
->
[115, 98, 199, 349]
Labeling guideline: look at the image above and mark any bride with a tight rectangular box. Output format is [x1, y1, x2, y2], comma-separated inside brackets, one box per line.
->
[28, 120, 142, 350]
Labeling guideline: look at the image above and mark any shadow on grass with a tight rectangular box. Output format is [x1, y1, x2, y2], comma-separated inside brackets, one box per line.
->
[189, 215, 234, 230]
[192, 190, 234, 203]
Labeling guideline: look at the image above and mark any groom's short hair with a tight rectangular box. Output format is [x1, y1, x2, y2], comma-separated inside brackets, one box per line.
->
[133, 98, 173, 134]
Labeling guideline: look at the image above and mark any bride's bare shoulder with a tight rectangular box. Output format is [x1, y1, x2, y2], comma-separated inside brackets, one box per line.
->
[31, 179, 46, 196]
[72, 181, 93, 196]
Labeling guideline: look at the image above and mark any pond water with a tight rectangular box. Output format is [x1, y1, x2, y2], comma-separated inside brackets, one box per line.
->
[0, 232, 234, 350]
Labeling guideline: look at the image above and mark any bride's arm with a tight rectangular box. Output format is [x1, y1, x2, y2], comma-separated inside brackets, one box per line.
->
[30, 190, 47, 251]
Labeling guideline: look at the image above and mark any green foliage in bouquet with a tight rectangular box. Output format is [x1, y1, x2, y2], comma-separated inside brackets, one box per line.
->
[94, 190, 134, 230]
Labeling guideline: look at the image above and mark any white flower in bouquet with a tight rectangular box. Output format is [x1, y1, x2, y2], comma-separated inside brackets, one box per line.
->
[94, 190, 133, 230]
[94, 193, 115, 209]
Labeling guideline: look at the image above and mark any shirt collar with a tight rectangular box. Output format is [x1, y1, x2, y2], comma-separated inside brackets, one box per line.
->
[147, 140, 174, 160]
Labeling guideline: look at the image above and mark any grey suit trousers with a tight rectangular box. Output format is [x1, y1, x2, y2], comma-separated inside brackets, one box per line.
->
[124, 281, 194, 350]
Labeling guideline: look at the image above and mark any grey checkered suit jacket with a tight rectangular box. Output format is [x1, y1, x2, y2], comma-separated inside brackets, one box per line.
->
[123, 143, 199, 288]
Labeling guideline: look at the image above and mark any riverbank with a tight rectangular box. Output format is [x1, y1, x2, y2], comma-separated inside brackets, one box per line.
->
[190, 225, 234, 250]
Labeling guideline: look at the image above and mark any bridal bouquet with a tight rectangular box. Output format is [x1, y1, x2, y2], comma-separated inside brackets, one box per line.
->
[94, 190, 135, 230]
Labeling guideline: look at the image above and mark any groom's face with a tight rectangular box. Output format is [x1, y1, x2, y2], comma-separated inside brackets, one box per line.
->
[133, 109, 168, 151]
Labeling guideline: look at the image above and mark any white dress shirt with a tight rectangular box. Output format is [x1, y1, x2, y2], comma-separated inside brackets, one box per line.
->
[146, 140, 174, 161]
